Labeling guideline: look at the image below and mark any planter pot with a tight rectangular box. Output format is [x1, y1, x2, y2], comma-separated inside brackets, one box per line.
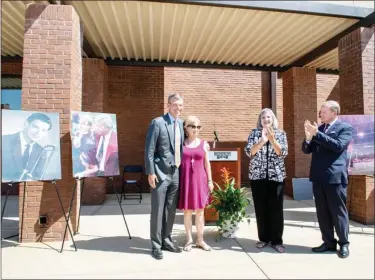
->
[220, 219, 240, 238]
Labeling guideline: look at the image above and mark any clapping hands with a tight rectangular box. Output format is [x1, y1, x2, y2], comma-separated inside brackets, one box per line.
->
[304, 120, 318, 141]
[261, 127, 275, 143]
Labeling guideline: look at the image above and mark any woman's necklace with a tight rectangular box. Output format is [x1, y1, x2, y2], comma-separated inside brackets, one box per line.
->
[186, 138, 197, 164]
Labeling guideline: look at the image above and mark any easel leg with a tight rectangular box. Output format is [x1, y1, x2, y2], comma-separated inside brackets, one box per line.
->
[53, 180, 77, 253]
[76, 178, 85, 235]
[110, 177, 131, 239]
[20, 182, 26, 242]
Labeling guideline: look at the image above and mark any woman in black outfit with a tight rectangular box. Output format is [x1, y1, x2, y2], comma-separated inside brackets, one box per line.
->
[244, 108, 288, 253]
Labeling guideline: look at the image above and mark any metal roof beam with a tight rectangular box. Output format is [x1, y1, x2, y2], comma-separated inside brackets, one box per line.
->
[1, 73, 22, 78]
[288, 11, 375, 69]
[105, 58, 339, 74]
[145, 0, 374, 19]
[1, 55, 23, 63]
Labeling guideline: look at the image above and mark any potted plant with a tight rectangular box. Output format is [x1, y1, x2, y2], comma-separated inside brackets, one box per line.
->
[207, 167, 251, 239]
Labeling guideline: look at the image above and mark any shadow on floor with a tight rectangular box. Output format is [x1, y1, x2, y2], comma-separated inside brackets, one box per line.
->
[1, 239, 20, 249]
[284, 222, 375, 236]
[233, 237, 318, 255]
[71, 236, 152, 255]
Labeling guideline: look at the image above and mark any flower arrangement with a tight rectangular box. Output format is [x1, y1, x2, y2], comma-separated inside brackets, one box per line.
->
[207, 167, 251, 238]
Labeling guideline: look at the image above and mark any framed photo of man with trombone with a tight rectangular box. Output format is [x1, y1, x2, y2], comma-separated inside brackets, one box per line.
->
[1, 110, 61, 183]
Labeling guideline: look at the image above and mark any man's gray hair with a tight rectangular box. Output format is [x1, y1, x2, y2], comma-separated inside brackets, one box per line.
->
[322, 100, 340, 115]
[256, 108, 279, 129]
[168, 93, 183, 104]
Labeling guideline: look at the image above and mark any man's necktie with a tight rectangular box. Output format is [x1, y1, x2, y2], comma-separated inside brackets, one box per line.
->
[96, 137, 104, 163]
[324, 124, 330, 133]
[174, 120, 181, 168]
[22, 144, 30, 170]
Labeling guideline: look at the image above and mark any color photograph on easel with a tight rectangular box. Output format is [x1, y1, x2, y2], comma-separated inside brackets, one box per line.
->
[70, 111, 120, 178]
[70, 111, 130, 239]
[339, 115, 374, 176]
[1, 109, 61, 183]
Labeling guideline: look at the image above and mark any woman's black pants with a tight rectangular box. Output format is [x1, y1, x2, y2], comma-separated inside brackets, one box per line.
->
[250, 179, 284, 245]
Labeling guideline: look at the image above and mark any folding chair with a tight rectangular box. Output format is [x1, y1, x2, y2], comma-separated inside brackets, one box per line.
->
[121, 165, 143, 203]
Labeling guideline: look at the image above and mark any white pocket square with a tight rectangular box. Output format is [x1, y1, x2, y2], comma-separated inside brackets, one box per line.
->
[330, 131, 336, 134]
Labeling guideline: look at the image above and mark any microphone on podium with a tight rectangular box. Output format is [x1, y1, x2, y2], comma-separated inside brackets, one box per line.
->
[213, 124, 219, 148]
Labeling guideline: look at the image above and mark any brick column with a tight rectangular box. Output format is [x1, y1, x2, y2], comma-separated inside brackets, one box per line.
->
[282, 68, 317, 197]
[21, 4, 82, 242]
[339, 26, 374, 224]
[81, 58, 108, 205]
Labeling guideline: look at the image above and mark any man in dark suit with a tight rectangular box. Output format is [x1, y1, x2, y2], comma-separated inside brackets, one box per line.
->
[2, 113, 52, 182]
[302, 100, 353, 259]
[145, 93, 184, 260]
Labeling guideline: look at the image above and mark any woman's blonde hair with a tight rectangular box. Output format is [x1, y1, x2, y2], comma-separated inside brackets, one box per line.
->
[183, 115, 201, 128]
[183, 115, 201, 136]
[256, 108, 278, 129]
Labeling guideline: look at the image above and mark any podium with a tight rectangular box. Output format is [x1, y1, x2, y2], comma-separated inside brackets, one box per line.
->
[204, 147, 242, 223]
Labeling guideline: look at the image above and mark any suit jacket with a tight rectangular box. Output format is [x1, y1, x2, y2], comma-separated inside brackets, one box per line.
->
[2, 132, 47, 182]
[302, 120, 353, 185]
[88, 131, 119, 176]
[144, 114, 184, 181]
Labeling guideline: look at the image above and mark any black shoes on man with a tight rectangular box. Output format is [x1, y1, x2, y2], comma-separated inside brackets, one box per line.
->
[152, 243, 182, 260]
[312, 243, 349, 258]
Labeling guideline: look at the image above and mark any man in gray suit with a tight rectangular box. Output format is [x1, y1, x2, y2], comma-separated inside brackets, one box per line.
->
[145, 93, 184, 260]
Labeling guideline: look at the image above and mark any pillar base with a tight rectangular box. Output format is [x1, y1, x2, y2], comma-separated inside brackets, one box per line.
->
[347, 175, 374, 225]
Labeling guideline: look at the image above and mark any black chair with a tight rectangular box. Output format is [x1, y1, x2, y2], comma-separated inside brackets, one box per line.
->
[121, 165, 143, 203]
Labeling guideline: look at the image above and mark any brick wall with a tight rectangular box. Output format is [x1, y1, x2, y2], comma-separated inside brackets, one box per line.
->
[282, 68, 317, 196]
[164, 67, 264, 184]
[20, 4, 82, 242]
[276, 74, 284, 129]
[339, 26, 374, 224]
[107, 66, 165, 193]
[3, 59, 343, 198]
[261, 72, 271, 109]
[360, 26, 375, 115]
[347, 176, 374, 224]
[81, 58, 108, 204]
[317, 73, 339, 120]
[339, 26, 374, 115]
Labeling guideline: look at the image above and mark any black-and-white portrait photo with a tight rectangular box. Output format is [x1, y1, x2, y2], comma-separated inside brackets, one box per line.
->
[1, 110, 62, 183]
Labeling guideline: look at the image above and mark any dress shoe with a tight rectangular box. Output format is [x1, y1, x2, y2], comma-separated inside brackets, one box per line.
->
[161, 243, 182, 253]
[151, 249, 163, 260]
[312, 243, 337, 253]
[338, 245, 349, 258]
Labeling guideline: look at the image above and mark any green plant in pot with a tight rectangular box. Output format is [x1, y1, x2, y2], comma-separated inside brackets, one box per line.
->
[207, 167, 251, 239]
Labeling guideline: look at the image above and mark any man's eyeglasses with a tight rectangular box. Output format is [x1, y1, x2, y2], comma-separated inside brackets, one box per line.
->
[187, 125, 202, 130]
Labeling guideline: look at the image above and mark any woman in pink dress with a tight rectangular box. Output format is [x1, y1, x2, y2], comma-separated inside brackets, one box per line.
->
[178, 115, 214, 252]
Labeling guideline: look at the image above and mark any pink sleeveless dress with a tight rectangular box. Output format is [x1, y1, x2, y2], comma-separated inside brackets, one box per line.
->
[178, 140, 210, 210]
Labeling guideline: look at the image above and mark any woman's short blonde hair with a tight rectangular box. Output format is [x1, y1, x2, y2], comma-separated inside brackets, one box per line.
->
[183, 115, 201, 129]
[256, 108, 278, 129]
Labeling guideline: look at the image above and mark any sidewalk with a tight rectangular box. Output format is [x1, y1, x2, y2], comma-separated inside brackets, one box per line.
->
[1, 193, 374, 279]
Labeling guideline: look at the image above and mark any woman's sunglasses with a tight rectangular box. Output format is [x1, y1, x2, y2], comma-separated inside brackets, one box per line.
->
[187, 125, 202, 130]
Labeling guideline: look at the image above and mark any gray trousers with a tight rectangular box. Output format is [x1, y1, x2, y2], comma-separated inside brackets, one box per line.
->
[150, 168, 179, 250]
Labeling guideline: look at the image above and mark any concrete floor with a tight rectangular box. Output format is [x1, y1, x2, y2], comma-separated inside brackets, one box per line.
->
[1, 193, 374, 279]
